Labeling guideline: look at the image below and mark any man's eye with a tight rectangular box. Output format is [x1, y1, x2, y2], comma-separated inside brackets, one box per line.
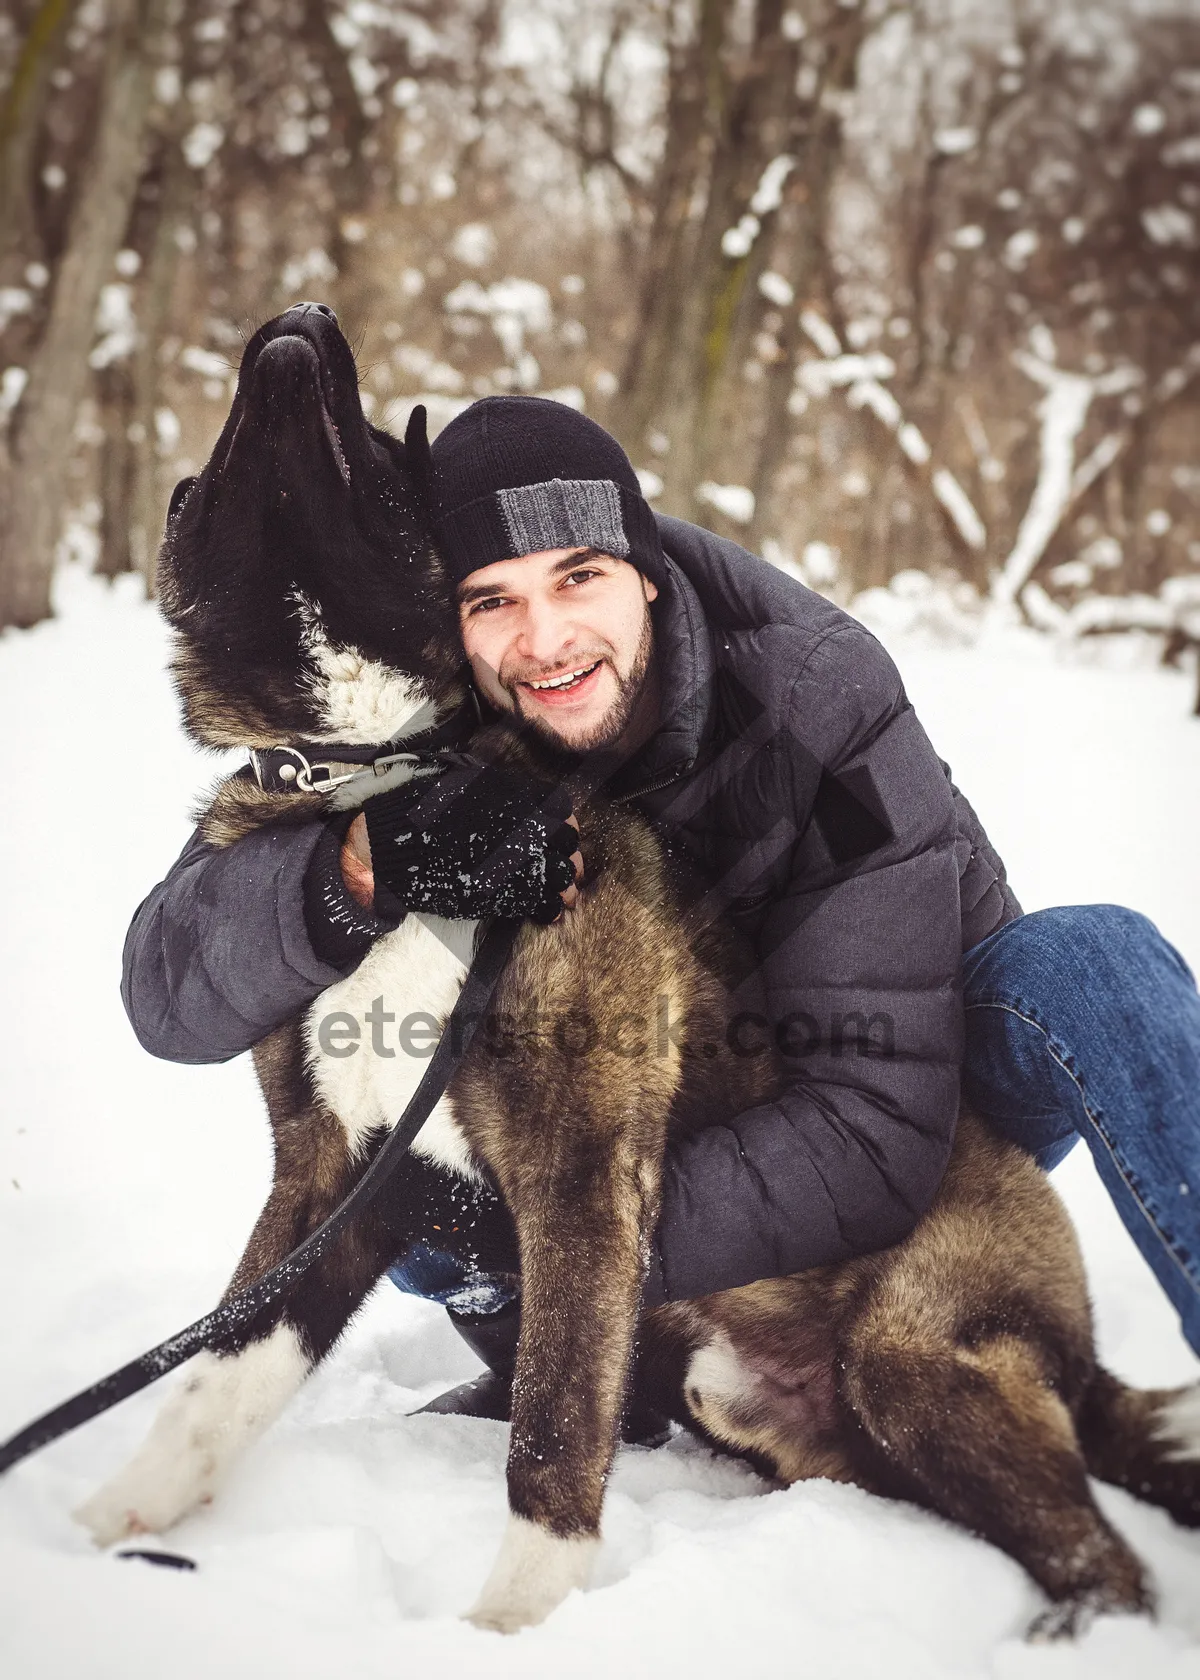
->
[563, 569, 599, 587]
[468, 597, 507, 615]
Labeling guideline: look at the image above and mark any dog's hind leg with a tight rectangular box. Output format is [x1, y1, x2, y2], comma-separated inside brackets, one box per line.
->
[1077, 1367, 1200, 1530]
[841, 1325, 1153, 1640]
[77, 1030, 397, 1546]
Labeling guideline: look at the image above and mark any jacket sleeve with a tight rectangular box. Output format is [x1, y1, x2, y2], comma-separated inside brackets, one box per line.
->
[121, 816, 395, 1064]
[649, 622, 964, 1303]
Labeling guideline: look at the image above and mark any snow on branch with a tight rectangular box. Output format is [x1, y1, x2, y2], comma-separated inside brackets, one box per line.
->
[797, 313, 987, 554]
[992, 354, 1095, 613]
[1065, 577, 1200, 639]
[722, 156, 795, 259]
[931, 469, 986, 551]
[1067, 345, 1200, 512]
[994, 347, 1145, 617]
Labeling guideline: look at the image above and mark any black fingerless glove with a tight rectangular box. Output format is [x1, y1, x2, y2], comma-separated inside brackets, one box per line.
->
[364, 758, 578, 924]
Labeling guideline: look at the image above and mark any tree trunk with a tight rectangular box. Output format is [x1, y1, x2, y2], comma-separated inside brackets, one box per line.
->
[744, 9, 868, 550]
[611, 0, 867, 538]
[610, 0, 728, 471]
[95, 121, 196, 586]
[614, 0, 806, 509]
[0, 0, 167, 629]
[0, 0, 83, 273]
[96, 359, 137, 577]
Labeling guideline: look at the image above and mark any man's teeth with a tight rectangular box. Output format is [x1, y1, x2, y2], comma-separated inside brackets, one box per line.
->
[528, 662, 599, 691]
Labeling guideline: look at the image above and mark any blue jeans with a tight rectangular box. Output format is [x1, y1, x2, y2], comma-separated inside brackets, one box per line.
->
[388, 1241, 517, 1317]
[963, 904, 1200, 1355]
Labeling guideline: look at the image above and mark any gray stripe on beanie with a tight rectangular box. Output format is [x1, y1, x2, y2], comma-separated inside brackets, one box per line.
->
[497, 478, 628, 560]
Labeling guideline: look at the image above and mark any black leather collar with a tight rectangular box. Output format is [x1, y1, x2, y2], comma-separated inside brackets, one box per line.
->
[250, 707, 474, 795]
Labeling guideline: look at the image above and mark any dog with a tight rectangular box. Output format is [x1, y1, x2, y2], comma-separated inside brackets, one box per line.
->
[77, 303, 1200, 1638]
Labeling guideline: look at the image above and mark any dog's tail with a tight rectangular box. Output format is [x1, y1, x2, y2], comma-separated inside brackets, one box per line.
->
[1077, 1366, 1200, 1528]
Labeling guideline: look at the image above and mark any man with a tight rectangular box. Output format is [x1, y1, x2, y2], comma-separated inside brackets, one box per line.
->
[123, 396, 1200, 1416]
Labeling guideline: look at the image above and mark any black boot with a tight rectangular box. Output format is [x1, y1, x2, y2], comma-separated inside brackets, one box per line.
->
[415, 1298, 672, 1446]
[414, 1299, 519, 1420]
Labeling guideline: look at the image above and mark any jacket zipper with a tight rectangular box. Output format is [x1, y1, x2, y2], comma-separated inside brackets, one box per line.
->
[609, 766, 686, 805]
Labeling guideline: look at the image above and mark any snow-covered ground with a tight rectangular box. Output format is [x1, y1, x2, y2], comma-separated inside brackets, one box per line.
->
[1, 567, 1198, 1680]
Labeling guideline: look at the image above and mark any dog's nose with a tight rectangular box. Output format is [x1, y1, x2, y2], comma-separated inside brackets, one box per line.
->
[291, 301, 338, 323]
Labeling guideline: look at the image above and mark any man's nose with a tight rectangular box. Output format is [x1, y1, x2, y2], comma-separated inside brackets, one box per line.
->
[517, 598, 574, 663]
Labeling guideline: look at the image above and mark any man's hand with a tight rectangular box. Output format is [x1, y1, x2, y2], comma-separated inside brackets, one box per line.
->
[340, 814, 377, 911]
[341, 768, 583, 922]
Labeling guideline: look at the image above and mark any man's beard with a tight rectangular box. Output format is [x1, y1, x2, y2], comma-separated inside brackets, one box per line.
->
[508, 606, 654, 755]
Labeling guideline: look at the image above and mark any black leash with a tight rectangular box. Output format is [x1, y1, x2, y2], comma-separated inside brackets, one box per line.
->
[0, 918, 519, 1477]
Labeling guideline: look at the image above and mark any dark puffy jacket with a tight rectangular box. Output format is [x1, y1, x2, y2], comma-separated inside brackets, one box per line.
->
[122, 516, 1019, 1301]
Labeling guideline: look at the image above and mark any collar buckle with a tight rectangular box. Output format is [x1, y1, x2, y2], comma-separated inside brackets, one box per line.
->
[250, 743, 431, 796]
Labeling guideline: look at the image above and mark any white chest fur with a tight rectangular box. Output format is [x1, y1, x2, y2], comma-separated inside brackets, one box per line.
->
[303, 913, 482, 1179]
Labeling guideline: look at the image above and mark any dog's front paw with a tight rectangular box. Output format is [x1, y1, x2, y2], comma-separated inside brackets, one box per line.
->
[74, 1456, 216, 1548]
[73, 1486, 150, 1549]
[466, 1515, 597, 1634]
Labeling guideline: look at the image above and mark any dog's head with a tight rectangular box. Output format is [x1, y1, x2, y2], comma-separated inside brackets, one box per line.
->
[158, 302, 463, 748]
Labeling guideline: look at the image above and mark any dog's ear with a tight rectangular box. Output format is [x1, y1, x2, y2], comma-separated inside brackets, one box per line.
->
[167, 476, 197, 524]
[404, 404, 434, 509]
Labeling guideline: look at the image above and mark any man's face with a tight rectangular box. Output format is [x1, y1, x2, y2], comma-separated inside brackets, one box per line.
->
[457, 547, 657, 752]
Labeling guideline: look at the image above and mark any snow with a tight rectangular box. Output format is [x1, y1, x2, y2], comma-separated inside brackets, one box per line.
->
[280, 248, 339, 295]
[932, 466, 987, 550]
[449, 224, 497, 268]
[952, 223, 986, 249]
[758, 270, 795, 307]
[993, 355, 1095, 613]
[800, 309, 842, 359]
[796, 351, 896, 399]
[1, 570, 1199, 1678]
[750, 155, 794, 216]
[1164, 137, 1200, 167]
[443, 279, 551, 362]
[848, 379, 902, 429]
[1142, 206, 1196, 247]
[1132, 104, 1167, 137]
[721, 216, 759, 259]
[182, 122, 224, 170]
[898, 420, 931, 463]
[178, 346, 230, 381]
[0, 285, 33, 332]
[934, 127, 977, 155]
[1004, 229, 1039, 270]
[1, 365, 29, 413]
[89, 284, 138, 370]
[722, 158, 795, 258]
[696, 482, 755, 524]
[153, 407, 181, 454]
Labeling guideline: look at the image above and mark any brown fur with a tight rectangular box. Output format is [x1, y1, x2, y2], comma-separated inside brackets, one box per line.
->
[641, 1117, 1171, 1634]
[197, 775, 325, 847]
[170, 641, 322, 749]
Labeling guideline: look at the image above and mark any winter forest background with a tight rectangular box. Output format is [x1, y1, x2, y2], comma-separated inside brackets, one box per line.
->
[1, 0, 1200, 684]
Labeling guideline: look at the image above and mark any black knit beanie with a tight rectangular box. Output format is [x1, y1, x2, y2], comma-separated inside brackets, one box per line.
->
[429, 395, 666, 589]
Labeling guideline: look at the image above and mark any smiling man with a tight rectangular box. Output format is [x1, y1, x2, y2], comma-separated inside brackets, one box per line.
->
[458, 543, 658, 753]
[124, 393, 1200, 1423]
